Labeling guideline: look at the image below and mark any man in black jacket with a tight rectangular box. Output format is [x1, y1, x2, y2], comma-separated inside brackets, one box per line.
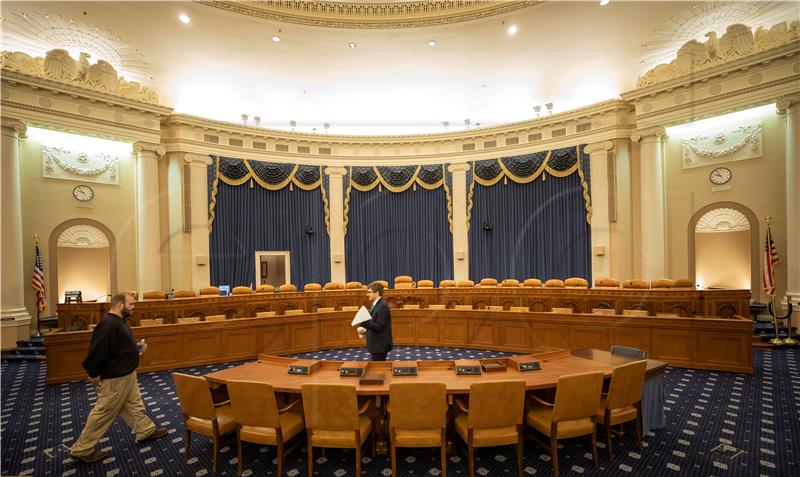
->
[357, 281, 393, 361]
[69, 293, 168, 463]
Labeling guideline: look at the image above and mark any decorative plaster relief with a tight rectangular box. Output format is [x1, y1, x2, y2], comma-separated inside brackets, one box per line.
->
[42, 145, 122, 184]
[695, 208, 751, 233]
[637, 20, 799, 88]
[57, 224, 110, 248]
[1, 49, 159, 104]
[681, 122, 761, 169]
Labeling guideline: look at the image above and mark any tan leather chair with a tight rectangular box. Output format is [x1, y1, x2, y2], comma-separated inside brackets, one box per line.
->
[142, 290, 166, 300]
[394, 282, 415, 289]
[594, 277, 620, 288]
[199, 286, 221, 296]
[278, 284, 297, 293]
[674, 278, 694, 288]
[256, 284, 275, 293]
[622, 279, 650, 289]
[172, 373, 236, 472]
[173, 289, 196, 298]
[227, 380, 305, 475]
[177, 317, 200, 324]
[595, 360, 647, 459]
[457, 279, 475, 288]
[139, 318, 163, 327]
[501, 279, 520, 287]
[623, 309, 649, 317]
[345, 281, 363, 290]
[284, 309, 304, 316]
[323, 281, 344, 291]
[610, 345, 647, 359]
[374, 280, 389, 289]
[389, 382, 448, 477]
[479, 278, 498, 287]
[650, 278, 675, 289]
[417, 279, 434, 288]
[394, 275, 414, 288]
[232, 286, 253, 295]
[526, 371, 604, 476]
[304, 283, 322, 292]
[301, 383, 374, 477]
[256, 311, 277, 318]
[544, 279, 565, 288]
[204, 314, 226, 322]
[565, 277, 588, 288]
[455, 380, 526, 477]
[439, 279, 457, 288]
[523, 278, 542, 288]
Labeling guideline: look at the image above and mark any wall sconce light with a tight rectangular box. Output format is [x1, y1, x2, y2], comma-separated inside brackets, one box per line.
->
[305, 226, 315, 235]
[545, 102, 553, 114]
[482, 220, 493, 231]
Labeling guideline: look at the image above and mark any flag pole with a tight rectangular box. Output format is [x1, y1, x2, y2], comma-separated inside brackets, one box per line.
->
[765, 218, 783, 345]
[33, 233, 42, 337]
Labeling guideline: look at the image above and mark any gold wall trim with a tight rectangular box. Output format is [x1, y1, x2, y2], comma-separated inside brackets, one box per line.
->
[196, 1, 541, 29]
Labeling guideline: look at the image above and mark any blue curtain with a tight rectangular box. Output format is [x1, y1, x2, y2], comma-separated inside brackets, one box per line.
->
[346, 187, 453, 284]
[209, 182, 331, 288]
[468, 173, 591, 282]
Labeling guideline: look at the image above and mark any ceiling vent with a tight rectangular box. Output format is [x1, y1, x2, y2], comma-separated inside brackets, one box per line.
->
[576, 122, 592, 132]
[319, 147, 332, 155]
[528, 132, 542, 142]
[229, 138, 243, 147]
[483, 140, 497, 149]
[203, 134, 219, 144]
[505, 137, 519, 146]
[297, 146, 311, 154]
[275, 144, 289, 152]
[462, 143, 475, 151]
[253, 142, 266, 150]
[551, 128, 567, 138]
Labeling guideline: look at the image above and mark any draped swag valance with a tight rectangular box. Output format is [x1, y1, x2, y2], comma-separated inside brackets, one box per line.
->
[208, 156, 330, 234]
[344, 164, 454, 234]
[467, 146, 592, 228]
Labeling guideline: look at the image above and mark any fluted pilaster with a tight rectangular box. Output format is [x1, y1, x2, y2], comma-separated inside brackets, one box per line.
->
[777, 95, 800, 327]
[584, 141, 615, 281]
[631, 127, 667, 280]
[184, 153, 213, 290]
[133, 141, 166, 293]
[325, 167, 347, 283]
[448, 163, 470, 280]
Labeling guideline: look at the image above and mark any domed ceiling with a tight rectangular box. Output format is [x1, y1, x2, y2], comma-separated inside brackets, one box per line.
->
[1, 1, 797, 135]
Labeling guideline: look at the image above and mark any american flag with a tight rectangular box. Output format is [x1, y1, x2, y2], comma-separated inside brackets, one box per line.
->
[32, 240, 46, 314]
[762, 226, 780, 296]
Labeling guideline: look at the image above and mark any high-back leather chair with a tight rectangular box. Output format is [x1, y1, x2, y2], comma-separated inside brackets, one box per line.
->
[526, 371, 604, 477]
[232, 286, 253, 295]
[278, 284, 297, 293]
[455, 380, 526, 477]
[594, 277, 620, 288]
[255, 284, 274, 293]
[610, 345, 647, 359]
[173, 289, 196, 298]
[622, 279, 650, 289]
[595, 360, 647, 459]
[479, 278, 498, 287]
[650, 278, 675, 289]
[199, 286, 220, 296]
[389, 382, 448, 477]
[674, 278, 694, 288]
[172, 373, 236, 472]
[439, 279, 456, 288]
[301, 383, 374, 476]
[227, 380, 305, 475]
[142, 290, 166, 300]
[501, 279, 520, 287]
[394, 275, 415, 289]
[523, 278, 542, 288]
[544, 279, 565, 288]
[323, 281, 344, 291]
[304, 283, 322, 292]
[565, 277, 588, 288]
[345, 281, 363, 290]
[417, 279, 434, 288]
[457, 279, 475, 288]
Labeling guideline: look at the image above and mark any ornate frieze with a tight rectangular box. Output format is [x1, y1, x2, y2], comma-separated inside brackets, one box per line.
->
[196, 1, 541, 29]
[637, 20, 799, 88]
[57, 225, 110, 248]
[1, 49, 159, 104]
[695, 208, 751, 233]
[42, 146, 122, 184]
[681, 122, 762, 169]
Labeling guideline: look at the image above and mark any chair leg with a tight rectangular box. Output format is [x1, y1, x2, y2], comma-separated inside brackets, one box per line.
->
[390, 437, 397, 477]
[635, 412, 643, 449]
[468, 431, 475, 477]
[307, 433, 313, 477]
[517, 427, 524, 476]
[356, 442, 361, 477]
[212, 434, 219, 472]
[550, 435, 559, 477]
[605, 420, 614, 460]
[591, 426, 599, 467]
[277, 438, 284, 477]
[441, 429, 447, 477]
[236, 431, 243, 475]
[184, 429, 192, 460]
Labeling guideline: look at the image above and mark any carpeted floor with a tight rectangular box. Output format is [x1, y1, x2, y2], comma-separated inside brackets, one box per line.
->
[1, 346, 798, 476]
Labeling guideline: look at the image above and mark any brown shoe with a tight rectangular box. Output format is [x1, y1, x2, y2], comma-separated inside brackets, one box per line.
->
[70, 449, 108, 463]
[138, 427, 168, 442]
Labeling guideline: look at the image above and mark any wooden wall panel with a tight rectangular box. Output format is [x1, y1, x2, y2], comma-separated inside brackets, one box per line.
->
[143, 335, 183, 368]
[650, 329, 697, 366]
[392, 317, 416, 342]
[499, 321, 530, 351]
[183, 332, 219, 361]
[290, 323, 319, 351]
[697, 332, 752, 371]
[415, 318, 439, 342]
[221, 329, 258, 359]
[532, 323, 570, 349]
[608, 327, 651, 351]
[320, 320, 347, 348]
[258, 325, 288, 355]
[569, 324, 609, 350]
[468, 319, 498, 347]
[440, 318, 467, 345]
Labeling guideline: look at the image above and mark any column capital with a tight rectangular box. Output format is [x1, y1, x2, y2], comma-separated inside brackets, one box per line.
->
[777, 94, 800, 115]
[183, 153, 213, 167]
[1, 118, 27, 138]
[447, 162, 470, 173]
[631, 126, 666, 143]
[325, 166, 348, 177]
[132, 141, 166, 157]
[583, 141, 614, 155]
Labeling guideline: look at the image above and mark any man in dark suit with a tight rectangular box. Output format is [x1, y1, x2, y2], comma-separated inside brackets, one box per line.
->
[357, 281, 393, 361]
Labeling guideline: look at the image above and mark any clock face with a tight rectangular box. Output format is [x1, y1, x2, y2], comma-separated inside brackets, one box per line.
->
[73, 184, 94, 202]
[709, 167, 732, 185]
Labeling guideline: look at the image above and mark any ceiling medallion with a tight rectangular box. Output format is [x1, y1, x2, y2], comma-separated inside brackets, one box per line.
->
[196, 1, 542, 29]
[0, 10, 151, 83]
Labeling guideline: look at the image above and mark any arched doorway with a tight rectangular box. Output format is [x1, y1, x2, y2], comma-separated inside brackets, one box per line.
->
[688, 202, 759, 290]
[49, 219, 117, 309]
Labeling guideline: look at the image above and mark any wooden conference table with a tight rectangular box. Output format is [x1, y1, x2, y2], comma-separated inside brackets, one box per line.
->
[204, 347, 668, 451]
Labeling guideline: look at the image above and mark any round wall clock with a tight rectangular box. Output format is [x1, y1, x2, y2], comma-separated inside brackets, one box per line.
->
[709, 167, 732, 185]
[73, 184, 95, 202]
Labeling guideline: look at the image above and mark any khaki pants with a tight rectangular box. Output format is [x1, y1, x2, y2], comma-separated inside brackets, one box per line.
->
[70, 371, 156, 457]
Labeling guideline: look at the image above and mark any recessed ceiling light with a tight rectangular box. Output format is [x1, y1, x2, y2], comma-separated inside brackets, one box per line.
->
[507, 25, 518, 35]
[600, 0, 610, 5]
[178, 13, 190, 24]
[348, 42, 356, 48]
[272, 35, 281, 42]
[428, 40, 437, 47]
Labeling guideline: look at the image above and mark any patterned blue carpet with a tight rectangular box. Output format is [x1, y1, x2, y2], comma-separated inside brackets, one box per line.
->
[1, 346, 799, 476]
